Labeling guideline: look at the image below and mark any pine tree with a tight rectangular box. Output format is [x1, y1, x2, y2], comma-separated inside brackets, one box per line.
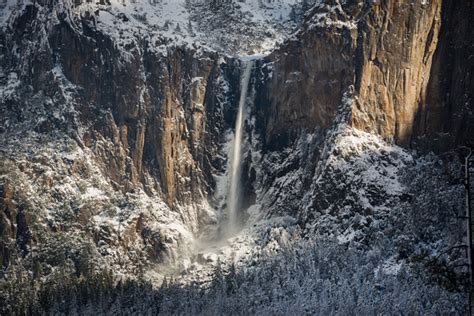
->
[224, 262, 238, 294]
[289, 7, 297, 23]
[163, 20, 170, 31]
[33, 260, 43, 280]
[187, 19, 195, 37]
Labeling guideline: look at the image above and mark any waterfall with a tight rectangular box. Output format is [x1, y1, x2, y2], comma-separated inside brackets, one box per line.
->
[226, 60, 254, 234]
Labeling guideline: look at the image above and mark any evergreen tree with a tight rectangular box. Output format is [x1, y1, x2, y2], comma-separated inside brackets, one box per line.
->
[187, 19, 195, 37]
[174, 23, 182, 33]
[289, 6, 297, 23]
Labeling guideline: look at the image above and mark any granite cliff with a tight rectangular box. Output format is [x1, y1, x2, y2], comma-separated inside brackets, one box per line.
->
[0, 0, 471, 313]
[258, 0, 473, 150]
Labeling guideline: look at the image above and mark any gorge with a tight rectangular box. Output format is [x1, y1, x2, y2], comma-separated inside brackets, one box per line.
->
[0, 0, 473, 314]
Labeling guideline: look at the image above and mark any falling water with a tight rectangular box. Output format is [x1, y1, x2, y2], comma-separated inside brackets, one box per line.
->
[227, 60, 254, 234]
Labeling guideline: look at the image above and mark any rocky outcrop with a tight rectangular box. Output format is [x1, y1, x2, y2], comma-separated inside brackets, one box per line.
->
[246, 0, 473, 234]
[258, 0, 473, 151]
[255, 7, 356, 148]
[1, 2, 245, 235]
[48, 18, 220, 211]
[0, 1, 245, 270]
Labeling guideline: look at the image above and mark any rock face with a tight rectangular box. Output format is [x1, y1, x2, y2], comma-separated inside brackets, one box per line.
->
[0, 1, 244, 269]
[258, 0, 473, 151]
[255, 5, 357, 148]
[244, 0, 473, 237]
[49, 19, 232, 216]
[2, 2, 243, 226]
[351, 0, 442, 146]
[415, 0, 474, 150]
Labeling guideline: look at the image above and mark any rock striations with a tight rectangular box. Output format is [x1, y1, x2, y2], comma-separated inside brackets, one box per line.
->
[258, 0, 473, 150]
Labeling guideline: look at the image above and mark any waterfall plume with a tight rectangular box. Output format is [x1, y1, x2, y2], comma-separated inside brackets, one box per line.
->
[226, 60, 254, 235]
